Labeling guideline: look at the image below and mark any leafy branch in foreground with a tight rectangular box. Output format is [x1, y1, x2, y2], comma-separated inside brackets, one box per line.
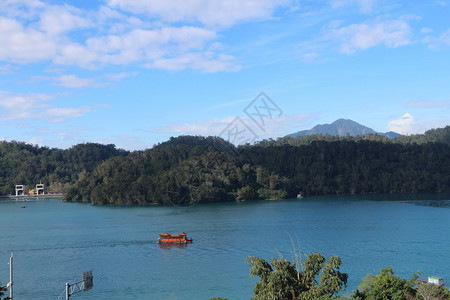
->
[353, 267, 418, 300]
[0, 282, 10, 300]
[247, 252, 348, 300]
[230, 253, 450, 300]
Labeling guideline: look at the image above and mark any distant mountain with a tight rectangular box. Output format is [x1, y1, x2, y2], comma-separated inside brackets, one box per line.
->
[287, 119, 402, 139]
[384, 131, 403, 139]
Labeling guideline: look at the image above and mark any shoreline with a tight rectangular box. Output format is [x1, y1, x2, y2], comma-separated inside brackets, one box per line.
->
[0, 193, 64, 200]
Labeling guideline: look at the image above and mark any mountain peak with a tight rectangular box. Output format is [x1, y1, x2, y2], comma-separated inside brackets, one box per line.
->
[286, 119, 401, 138]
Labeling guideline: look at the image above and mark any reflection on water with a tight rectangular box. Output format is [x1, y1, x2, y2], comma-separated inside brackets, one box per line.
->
[405, 200, 450, 208]
[159, 243, 189, 250]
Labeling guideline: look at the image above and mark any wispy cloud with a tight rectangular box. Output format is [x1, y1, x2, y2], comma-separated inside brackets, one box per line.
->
[96, 135, 154, 151]
[406, 100, 450, 108]
[157, 113, 312, 143]
[107, 0, 291, 27]
[104, 72, 138, 81]
[326, 19, 411, 54]
[6, 123, 93, 149]
[52, 75, 99, 88]
[0, 91, 92, 122]
[43, 107, 91, 123]
[157, 117, 236, 136]
[33, 72, 139, 89]
[423, 28, 450, 49]
[146, 52, 240, 73]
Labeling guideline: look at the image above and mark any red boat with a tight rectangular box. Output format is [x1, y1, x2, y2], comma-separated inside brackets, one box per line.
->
[158, 232, 193, 244]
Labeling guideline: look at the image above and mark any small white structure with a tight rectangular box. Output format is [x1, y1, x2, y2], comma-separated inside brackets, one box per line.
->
[15, 185, 24, 196]
[428, 276, 444, 286]
[36, 183, 45, 195]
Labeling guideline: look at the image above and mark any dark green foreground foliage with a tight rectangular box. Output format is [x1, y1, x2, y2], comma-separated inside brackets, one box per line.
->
[247, 253, 348, 300]
[1, 126, 450, 204]
[209, 255, 450, 300]
[354, 267, 450, 300]
[0, 282, 10, 300]
[353, 267, 418, 300]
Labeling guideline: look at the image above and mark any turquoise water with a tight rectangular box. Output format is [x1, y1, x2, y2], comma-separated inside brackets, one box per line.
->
[1, 194, 449, 299]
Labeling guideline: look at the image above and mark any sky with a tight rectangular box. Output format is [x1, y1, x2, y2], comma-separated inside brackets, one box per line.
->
[0, 0, 449, 150]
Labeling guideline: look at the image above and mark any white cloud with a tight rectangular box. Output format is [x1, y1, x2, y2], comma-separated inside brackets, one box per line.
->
[0, 91, 92, 122]
[107, 0, 290, 27]
[0, 0, 46, 19]
[327, 19, 411, 54]
[0, 0, 293, 72]
[148, 52, 240, 72]
[0, 2, 244, 72]
[0, 16, 57, 63]
[52, 75, 99, 88]
[44, 107, 91, 122]
[388, 113, 418, 134]
[104, 72, 138, 81]
[38, 5, 91, 35]
[387, 113, 449, 135]
[79, 26, 220, 68]
[0, 91, 51, 111]
[33, 72, 138, 89]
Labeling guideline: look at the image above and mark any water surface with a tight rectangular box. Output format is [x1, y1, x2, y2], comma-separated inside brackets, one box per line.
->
[1, 193, 449, 299]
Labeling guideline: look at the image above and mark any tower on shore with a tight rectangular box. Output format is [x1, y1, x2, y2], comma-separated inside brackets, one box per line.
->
[15, 185, 24, 196]
[36, 183, 45, 195]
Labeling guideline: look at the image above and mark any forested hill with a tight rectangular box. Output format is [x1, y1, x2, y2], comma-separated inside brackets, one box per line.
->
[0, 142, 127, 195]
[1, 126, 449, 204]
[65, 126, 450, 205]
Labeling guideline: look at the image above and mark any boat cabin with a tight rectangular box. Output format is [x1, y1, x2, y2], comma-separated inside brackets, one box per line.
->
[158, 232, 193, 244]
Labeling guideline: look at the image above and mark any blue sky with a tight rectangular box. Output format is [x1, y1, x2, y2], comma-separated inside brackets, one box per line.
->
[1, 0, 449, 150]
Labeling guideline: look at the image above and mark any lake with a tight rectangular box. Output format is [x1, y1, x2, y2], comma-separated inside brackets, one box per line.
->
[1, 193, 450, 299]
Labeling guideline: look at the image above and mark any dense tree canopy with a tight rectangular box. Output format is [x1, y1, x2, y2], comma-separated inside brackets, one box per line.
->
[1, 126, 449, 204]
[241, 255, 450, 300]
[65, 128, 450, 205]
[353, 267, 418, 300]
[0, 141, 127, 196]
[247, 253, 348, 300]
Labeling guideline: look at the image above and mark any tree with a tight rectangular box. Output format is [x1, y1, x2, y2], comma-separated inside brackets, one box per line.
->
[298, 253, 348, 300]
[414, 282, 450, 300]
[353, 267, 418, 300]
[247, 253, 348, 300]
[0, 282, 10, 300]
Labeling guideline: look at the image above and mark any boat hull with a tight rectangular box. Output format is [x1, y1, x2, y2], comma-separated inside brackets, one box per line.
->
[158, 238, 193, 244]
